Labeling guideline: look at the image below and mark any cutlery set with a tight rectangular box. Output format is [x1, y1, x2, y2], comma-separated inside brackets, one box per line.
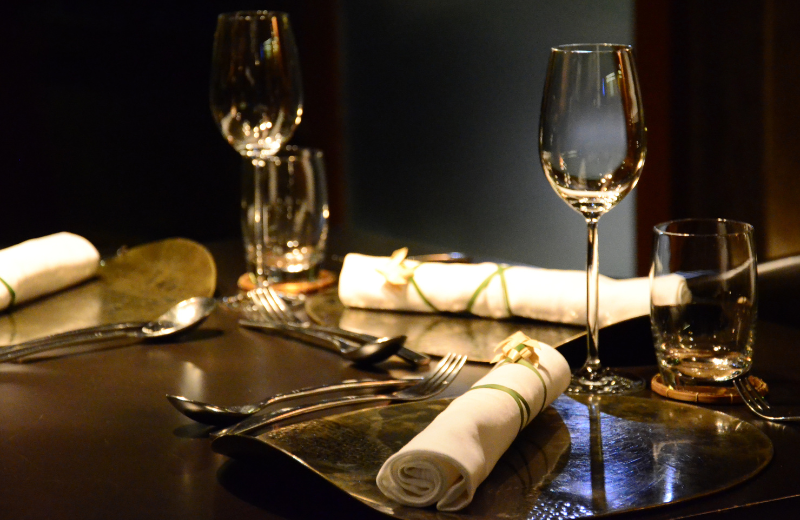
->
[0, 273, 456, 435]
[167, 286, 460, 435]
[241, 286, 431, 366]
[212, 353, 466, 437]
[0, 297, 217, 363]
[170, 353, 466, 435]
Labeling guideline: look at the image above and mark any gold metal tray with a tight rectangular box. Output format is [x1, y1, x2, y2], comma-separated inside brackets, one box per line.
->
[0, 238, 216, 345]
[212, 395, 772, 519]
[305, 288, 584, 363]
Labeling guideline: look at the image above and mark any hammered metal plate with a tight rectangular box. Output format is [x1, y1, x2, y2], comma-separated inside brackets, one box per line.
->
[0, 238, 216, 345]
[212, 395, 772, 519]
[305, 288, 584, 363]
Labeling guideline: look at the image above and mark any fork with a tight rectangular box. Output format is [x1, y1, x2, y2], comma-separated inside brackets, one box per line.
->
[734, 375, 800, 422]
[214, 352, 467, 437]
[247, 286, 431, 366]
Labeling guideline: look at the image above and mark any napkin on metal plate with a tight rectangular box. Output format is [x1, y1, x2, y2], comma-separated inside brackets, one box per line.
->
[376, 331, 571, 511]
[339, 249, 689, 327]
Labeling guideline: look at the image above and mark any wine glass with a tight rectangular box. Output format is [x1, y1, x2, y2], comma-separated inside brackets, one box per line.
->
[539, 44, 646, 394]
[210, 11, 303, 283]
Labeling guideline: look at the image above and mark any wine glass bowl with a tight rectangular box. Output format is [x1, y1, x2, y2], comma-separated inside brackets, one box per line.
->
[210, 11, 312, 284]
[540, 44, 645, 220]
[539, 44, 646, 394]
[210, 11, 303, 158]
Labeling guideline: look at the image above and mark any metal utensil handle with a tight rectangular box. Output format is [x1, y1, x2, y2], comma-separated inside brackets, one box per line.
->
[289, 323, 377, 342]
[396, 346, 430, 366]
[0, 327, 143, 363]
[258, 377, 422, 408]
[216, 394, 392, 437]
[240, 320, 363, 354]
[303, 325, 430, 367]
[2, 322, 146, 350]
[253, 321, 431, 367]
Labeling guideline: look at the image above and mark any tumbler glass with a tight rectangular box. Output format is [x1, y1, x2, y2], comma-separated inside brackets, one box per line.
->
[241, 146, 329, 284]
[650, 218, 757, 387]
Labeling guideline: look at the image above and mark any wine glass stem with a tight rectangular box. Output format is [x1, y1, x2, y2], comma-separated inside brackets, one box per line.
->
[585, 218, 601, 374]
[251, 158, 266, 280]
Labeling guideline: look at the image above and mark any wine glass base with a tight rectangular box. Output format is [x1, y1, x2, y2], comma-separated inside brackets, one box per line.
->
[566, 368, 644, 395]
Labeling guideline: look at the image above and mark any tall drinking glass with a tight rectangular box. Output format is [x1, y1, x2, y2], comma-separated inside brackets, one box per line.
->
[539, 44, 647, 394]
[210, 11, 303, 282]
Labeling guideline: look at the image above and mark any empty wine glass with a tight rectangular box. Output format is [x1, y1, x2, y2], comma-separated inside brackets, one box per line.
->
[539, 44, 647, 394]
[210, 11, 304, 283]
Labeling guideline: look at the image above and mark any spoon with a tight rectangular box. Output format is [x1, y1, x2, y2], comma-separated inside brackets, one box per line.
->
[239, 319, 406, 364]
[0, 297, 216, 363]
[251, 320, 429, 366]
[167, 376, 423, 426]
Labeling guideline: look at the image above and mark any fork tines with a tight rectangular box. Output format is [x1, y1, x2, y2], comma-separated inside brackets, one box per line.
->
[419, 353, 467, 395]
[734, 375, 800, 422]
[248, 286, 299, 323]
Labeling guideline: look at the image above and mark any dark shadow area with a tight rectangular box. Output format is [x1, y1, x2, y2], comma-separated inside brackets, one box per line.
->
[1, 1, 340, 251]
[150, 327, 225, 344]
[172, 423, 218, 439]
[758, 258, 800, 329]
[217, 458, 387, 520]
[558, 316, 656, 370]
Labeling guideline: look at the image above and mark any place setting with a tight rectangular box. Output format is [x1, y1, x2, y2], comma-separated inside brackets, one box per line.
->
[0, 11, 794, 520]
[197, 31, 774, 519]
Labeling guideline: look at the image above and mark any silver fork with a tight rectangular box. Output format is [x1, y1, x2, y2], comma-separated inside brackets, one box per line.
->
[247, 286, 431, 366]
[734, 375, 800, 422]
[214, 352, 467, 437]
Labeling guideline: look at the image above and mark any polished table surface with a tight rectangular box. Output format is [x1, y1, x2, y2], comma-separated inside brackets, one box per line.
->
[3, 242, 800, 519]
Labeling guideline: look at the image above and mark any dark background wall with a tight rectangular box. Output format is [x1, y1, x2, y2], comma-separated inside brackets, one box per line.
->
[2, 1, 347, 253]
[2, 0, 639, 275]
[12, 1, 797, 278]
[338, 1, 636, 278]
[4, 2, 239, 249]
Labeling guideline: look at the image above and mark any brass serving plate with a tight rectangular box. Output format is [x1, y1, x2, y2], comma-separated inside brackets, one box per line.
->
[0, 238, 216, 345]
[306, 288, 584, 363]
[212, 395, 772, 519]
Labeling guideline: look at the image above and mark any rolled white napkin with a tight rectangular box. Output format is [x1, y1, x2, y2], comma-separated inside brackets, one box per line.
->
[0, 233, 100, 311]
[376, 332, 571, 511]
[339, 250, 690, 327]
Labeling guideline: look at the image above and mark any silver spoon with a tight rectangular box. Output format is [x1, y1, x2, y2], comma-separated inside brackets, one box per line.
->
[167, 377, 423, 426]
[275, 322, 430, 366]
[0, 297, 216, 363]
[239, 319, 406, 365]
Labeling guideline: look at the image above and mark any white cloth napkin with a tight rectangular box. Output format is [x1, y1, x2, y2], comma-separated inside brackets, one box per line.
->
[376, 332, 571, 511]
[339, 251, 689, 327]
[0, 233, 100, 311]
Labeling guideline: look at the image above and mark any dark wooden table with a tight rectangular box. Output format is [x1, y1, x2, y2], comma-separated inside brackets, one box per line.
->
[2, 241, 800, 519]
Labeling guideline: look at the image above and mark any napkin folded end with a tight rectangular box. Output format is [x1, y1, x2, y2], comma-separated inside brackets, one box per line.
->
[0, 232, 100, 310]
[377, 451, 470, 511]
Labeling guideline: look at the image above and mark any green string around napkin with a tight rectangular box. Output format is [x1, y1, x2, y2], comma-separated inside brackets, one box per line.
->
[469, 331, 551, 432]
[376, 248, 512, 315]
[340, 248, 664, 327]
[0, 276, 15, 308]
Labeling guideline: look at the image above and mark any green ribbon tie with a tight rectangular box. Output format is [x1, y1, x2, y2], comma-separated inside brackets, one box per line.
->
[408, 272, 440, 312]
[471, 383, 531, 432]
[465, 264, 512, 315]
[0, 276, 16, 308]
[482, 342, 550, 427]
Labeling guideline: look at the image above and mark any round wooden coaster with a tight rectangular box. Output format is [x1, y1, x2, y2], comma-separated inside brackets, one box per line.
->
[651, 374, 768, 404]
[237, 269, 337, 295]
